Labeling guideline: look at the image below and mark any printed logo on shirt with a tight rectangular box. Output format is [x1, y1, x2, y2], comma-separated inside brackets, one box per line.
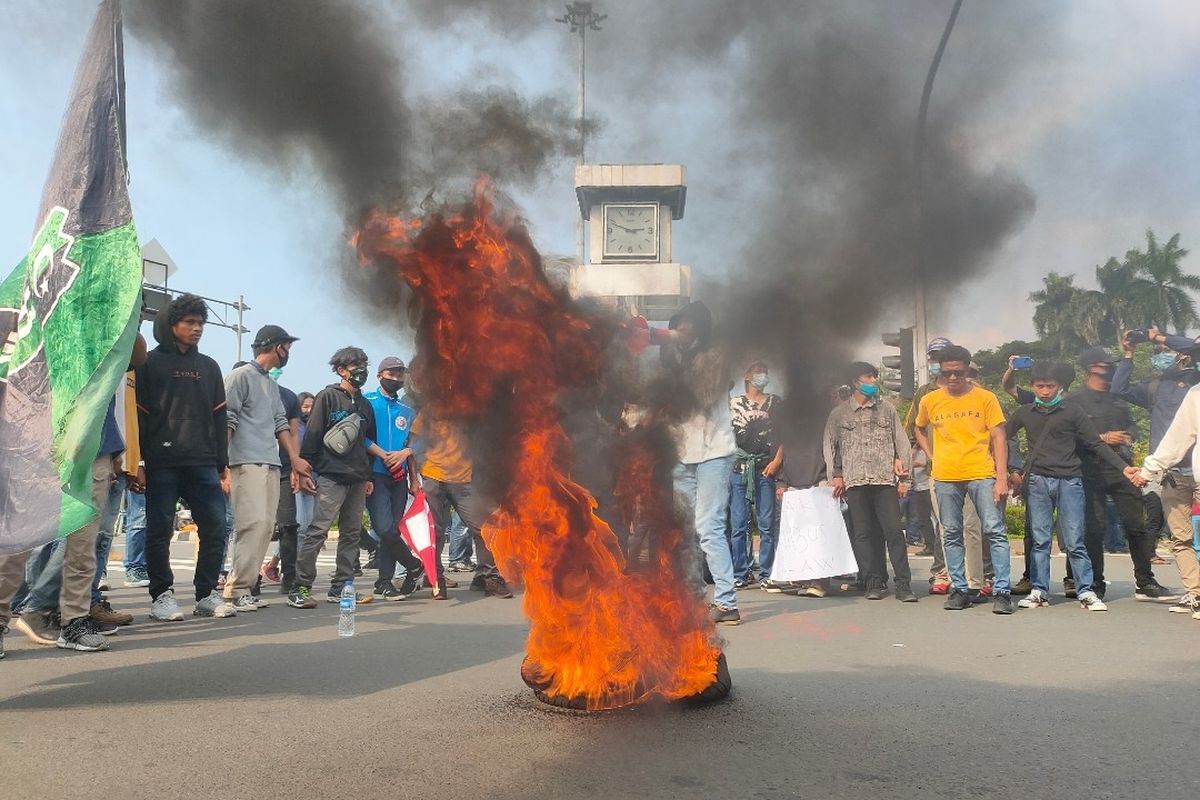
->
[395, 416, 408, 431]
[172, 370, 202, 380]
[930, 409, 983, 423]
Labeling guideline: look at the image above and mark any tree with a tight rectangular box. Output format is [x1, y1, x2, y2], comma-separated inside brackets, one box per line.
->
[1029, 272, 1098, 358]
[1128, 229, 1199, 333]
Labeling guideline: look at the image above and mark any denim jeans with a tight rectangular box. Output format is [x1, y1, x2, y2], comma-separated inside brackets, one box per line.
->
[122, 487, 147, 570]
[15, 470, 124, 613]
[92, 474, 127, 603]
[933, 478, 1011, 593]
[447, 510, 472, 563]
[1026, 475, 1094, 595]
[365, 472, 422, 589]
[295, 490, 315, 545]
[729, 467, 777, 581]
[674, 456, 737, 609]
[145, 465, 229, 602]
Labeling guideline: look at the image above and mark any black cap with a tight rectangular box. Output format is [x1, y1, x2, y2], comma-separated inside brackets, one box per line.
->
[252, 324, 299, 349]
[1078, 346, 1118, 368]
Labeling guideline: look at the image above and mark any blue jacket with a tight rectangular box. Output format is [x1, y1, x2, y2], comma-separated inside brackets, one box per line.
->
[1111, 344, 1200, 471]
[362, 387, 415, 475]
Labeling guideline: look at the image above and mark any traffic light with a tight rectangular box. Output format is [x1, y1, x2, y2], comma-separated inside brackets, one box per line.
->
[881, 326, 915, 399]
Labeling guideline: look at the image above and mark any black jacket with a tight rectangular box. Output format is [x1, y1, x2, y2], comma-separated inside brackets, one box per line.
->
[300, 383, 376, 485]
[1064, 385, 1136, 479]
[134, 313, 229, 471]
[1006, 403, 1127, 479]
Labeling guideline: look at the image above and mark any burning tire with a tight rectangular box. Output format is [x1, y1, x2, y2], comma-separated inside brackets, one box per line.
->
[521, 652, 731, 711]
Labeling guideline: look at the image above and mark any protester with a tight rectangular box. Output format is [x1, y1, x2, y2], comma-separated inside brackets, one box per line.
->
[362, 356, 426, 600]
[1113, 328, 1200, 614]
[1068, 346, 1172, 600]
[1007, 363, 1138, 611]
[222, 325, 310, 612]
[289, 347, 377, 608]
[136, 294, 234, 621]
[728, 360, 783, 589]
[824, 363, 916, 602]
[295, 392, 316, 537]
[914, 345, 1014, 613]
[663, 301, 740, 625]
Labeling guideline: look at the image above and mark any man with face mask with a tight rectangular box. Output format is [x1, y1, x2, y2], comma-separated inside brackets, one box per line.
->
[1113, 327, 1200, 613]
[728, 360, 784, 588]
[825, 362, 916, 602]
[289, 347, 377, 608]
[1067, 346, 1173, 601]
[222, 325, 311, 613]
[362, 356, 426, 600]
[1007, 363, 1137, 611]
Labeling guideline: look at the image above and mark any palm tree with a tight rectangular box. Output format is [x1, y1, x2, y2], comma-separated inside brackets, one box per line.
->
[1030, 272, 1088, 357]
[1130, 230, 1200, 333]
[1095, 256, 1153, 332]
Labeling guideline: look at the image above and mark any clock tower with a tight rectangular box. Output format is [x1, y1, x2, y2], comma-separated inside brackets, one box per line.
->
[571, 163, 691, 321]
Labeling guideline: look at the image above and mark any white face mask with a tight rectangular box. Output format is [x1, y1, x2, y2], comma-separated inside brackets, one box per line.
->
[749, 373, 770, 390]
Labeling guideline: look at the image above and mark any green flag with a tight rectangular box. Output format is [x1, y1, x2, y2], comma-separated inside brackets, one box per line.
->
[0, 0, 142, 554]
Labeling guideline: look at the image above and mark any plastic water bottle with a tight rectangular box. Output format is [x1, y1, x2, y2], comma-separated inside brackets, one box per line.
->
[338, 582, 356, 638]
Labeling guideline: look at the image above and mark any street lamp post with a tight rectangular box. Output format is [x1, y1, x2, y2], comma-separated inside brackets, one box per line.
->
[556, 2, 606, 266]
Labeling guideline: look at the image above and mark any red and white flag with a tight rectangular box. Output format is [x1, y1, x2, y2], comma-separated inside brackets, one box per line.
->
[400, 489, 440, 590]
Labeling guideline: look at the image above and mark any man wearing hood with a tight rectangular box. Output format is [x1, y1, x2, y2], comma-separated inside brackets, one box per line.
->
[135, 294, 233, 621]
[664, 301, 740, 625]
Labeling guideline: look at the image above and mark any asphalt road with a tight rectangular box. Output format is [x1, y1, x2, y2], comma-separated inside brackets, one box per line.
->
[3, 549, 1199, 800]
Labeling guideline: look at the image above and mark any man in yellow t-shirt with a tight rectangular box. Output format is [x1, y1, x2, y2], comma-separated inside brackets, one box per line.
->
[914, 345, 1013, 613]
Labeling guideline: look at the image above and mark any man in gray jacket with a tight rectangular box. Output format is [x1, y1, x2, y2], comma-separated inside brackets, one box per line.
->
[223, 325, 311, 612]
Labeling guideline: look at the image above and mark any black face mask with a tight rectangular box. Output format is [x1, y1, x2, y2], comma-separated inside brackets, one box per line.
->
[346, 367, 369, 388]
[275, 346, 290, 368]
[379, 377, 403, 395]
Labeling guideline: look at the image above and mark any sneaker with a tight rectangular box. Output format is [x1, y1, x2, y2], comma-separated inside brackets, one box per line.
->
[1063, 578, 1077, 599]
[1135, 582, 1178, 602]
[375, 586, 405, 601]
[760, 579, 789, 593]
[709, 604, 741, 625]
[260, 564, 282, 585]
[251, 594, 269, 608]
[447, 560, 472, 573]
[1011, 577, 1032, 595]
[992, 592, 1014, 615]
[978, 582, 994, 598]
[56, 617, 109, 652]
[150, 590, 185, 621]
[13, 609, 61, 645]
[124, 569, 150, 588]
[90, 599, 133, 627]
[326, 590, 373, 604]
[1168, 593, 1199, 614]
[195, 592, 237, 618]
[895, 586, 918, 603]
[864, 587, 886, 600]
[913, 548, 934, 557]
[801, 582, 828, 598]
[1018, 590, 1049, 609]
[1078, 591, 1108, 612]
[944, 589, 972, 611]
[97, 577, 110, 592]
[91, 618, 120, 636]
[482, 575, 514, 599]
[735, 576, 760, 590]
[929, 581, 950, 595]
[969, 589, 989, 605]
[229, 595, 258, 613]
[287, 586, 318, 609]
[395, 570, 420, 599]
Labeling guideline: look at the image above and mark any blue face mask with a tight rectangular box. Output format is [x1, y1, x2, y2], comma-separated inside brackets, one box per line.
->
[858, 382, 879, 398]
[928, 363, 941, 378]
[1151, 353, 1176, 372]
[750, 373, 770, 390]
[1034, 391, 1063, 408]
[268, 367, 283, 382]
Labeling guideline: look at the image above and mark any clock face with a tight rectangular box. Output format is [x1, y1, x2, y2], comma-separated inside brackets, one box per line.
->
[603, 204, 658, 259]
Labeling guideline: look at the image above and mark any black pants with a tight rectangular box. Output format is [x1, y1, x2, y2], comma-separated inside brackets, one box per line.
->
[275, 470, 299, 593]
[365, 472, 422, 590]
[907, 489, 931, 549]
[144, 465, 228, 602]
[844, 484, 912, 590]
[1143, 492, 1167, 539]
[1079, 472, 1157, 588]
[423, 478, 499, 583]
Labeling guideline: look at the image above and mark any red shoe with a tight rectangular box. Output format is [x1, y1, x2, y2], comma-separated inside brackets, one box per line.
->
[260, 564, 282, 585]
[929, 581, 950, 595]
[978, 583, 994, 597]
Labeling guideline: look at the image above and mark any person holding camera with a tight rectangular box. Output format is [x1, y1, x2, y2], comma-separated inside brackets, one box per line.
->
[1113, 326, 1200, 614]
[288, 347, 377, 609]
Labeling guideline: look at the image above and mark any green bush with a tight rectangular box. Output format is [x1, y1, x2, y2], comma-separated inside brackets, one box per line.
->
[1005, 501, 1026, 539]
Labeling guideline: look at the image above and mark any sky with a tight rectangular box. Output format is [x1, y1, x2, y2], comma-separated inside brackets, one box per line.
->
[2, 0, 1199, 394]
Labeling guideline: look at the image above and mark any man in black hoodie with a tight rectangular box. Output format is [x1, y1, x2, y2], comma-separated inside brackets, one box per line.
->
[135, 294, 233, 621]
[289, 346, 377, 608]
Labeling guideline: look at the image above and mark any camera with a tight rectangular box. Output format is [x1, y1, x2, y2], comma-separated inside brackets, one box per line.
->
[1127, 328, 1152, 345]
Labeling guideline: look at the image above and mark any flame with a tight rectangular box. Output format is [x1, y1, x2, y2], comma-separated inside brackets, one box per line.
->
[356, 179, 721, 710]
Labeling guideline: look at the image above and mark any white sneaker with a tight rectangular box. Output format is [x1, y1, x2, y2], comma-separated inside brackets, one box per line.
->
[250, 595, 269, 609]
[228, 595, 258, 613]
[194, 592, 237, 618]
[1018, 590, 1049, 609]
[1168, 593, 1198, 614]
[1078, 591, 1108, 612]
[150, 590, 184, 621]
